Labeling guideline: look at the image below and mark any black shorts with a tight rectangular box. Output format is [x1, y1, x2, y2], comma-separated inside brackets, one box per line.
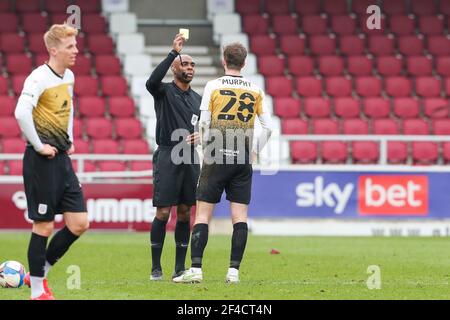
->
[152, 146, 200, 207]
[23, 147, 87, 222]
[196, 164, 253, 205]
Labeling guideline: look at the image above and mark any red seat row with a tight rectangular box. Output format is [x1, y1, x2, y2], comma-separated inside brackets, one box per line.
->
[0, 0, 100, 13]
[236, 0, 449, 16]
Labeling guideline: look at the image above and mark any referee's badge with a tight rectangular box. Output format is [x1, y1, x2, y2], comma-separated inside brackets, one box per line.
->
[38, 204, 48, 215]
[191, 114, 199, 126]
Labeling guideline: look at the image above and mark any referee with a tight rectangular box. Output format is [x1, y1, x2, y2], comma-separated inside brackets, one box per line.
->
[145, 34, 201, 281]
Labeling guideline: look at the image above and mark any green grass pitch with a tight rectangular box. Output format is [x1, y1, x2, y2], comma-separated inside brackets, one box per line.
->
[1, 232, 449, 300]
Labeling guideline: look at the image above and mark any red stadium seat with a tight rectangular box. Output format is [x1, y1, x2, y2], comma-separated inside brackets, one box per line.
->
[388, 142, 408, 164]
[393, 98, 420, 118]
[442, 142, 450, 163]
[250, 35, 277, 55]
[436, 57, 450, 77]
[352, 0, 376, 14]
[433, 119, 450, 134]
[2, 138, 25, 153]
[258, 55, 285, 76]
[0, 161, 4, 174]
[0, 117, 21, 138]
[8, 160, 23, 175]
[0, 13, 18, 32]
[282, 118, 308, 134]
[72, 0, 101, 13]
[122, 139, 150, 154]
[419, 16, 444, 36]
[372, 119, 400, 134]
[97, 161, 127, 172]
[82, 14, 107, 34]
[368, 35, 395, 56]
[310, 35, 336, 55]
[71, 55, 92, 75]
[72, 160, 96, 172]
[115, 118, 143, 139]
[0, 34, 25, 54]
[318, 56, 344, 76]
[95, 55, 121, 76]
[0, 77, 8, 95]
[321, 141, 347, 164]
[393, 97, 419, 119]
[266, 76, 293, 97]
[382, 0, 406, 15]
[296, 76, 322, 97]
[287, 56, 313, 76]
[352, 141, 379, 164]
[272, 14, 298, 35]
[92, 139, 120, 154]
[445, 78, 450, 96]
[347, 55, 373, 76]
[398, 35, 425, 56]
[385, 77, 412, 97]
[412, 142, 438, 165]
[43, 0, 68, 13]
[12, 75, 27, 96]
[85, 118, 113, 139]
[273, 97, 301, 118]
[325, 76, 352, 97]
[323, 0, 347, 15]
[6, 54, 33, 75]
[35, 53, 49, 66]
[406, 56, 433, 76]
[236, 0, 261, 15]
[355, 77, 382, 97]
[440, 0, 450, 15]
[109, 97, 136, 118]
[293, 0, 320, 15]
[312, 119, 339, 134]
[340, 35, 366, 56]
[334, 97, 360, 118]
[0, 96, 16, 116]
[376, 55, 403, 76]
[73, 118, 83, 139]
[264, 0, 290, 14]
[403, 118, 429, 135]
[28, 33, 47, 54]
[427, 36, 450, 56]
[242, 14, 269, 35]
[74, 76, 99, 96]
[87, 34, 114, 54]
[304, 98, 331, 118]
[424, 98, 449, 118]
[290, 141, 317, 164]
[74, 140, 90, 153]
[363, 97, 391, 118]
[101, 76, 128, 96]
[331, 15, 356, 35]
[415, 77, 442, 98]
[301, 15, 328, 35]
[359, 14, 387, 35]
[15, 0, 41, 12]
[129, 161, 153, 171]
[78, 96, 106, 117]
[411, 0, 436, 15]
[388, 15, 415, 36]
[279, 35, 305, 56]
[0, 0, 12, 12]
[342, 118, 369, 135]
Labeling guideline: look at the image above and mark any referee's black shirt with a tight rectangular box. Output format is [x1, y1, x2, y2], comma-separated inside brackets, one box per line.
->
[146, 50, 201, 147]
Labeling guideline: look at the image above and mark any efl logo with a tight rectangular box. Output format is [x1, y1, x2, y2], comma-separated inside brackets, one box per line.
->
[358, 176, 428, 215]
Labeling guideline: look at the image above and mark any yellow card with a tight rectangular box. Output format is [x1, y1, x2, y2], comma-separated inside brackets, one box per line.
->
[179, 28, 189, 40]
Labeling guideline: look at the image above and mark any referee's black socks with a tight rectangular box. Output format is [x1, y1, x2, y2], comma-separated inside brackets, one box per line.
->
[175, 220, 190, 273]
[46, 226, 79, 266]
[230, 222, 248, 270]
[190, 223, 209, 268]
[28, 233, 48, 277]
[150, 217, 168, 271]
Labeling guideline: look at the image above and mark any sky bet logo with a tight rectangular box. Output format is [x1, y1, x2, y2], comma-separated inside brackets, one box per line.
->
[359, 176, 428, 215]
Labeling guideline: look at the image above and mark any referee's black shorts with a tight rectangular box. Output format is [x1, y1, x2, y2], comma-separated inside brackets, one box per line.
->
[23, 146, 87, 222]
[196, 163, 253, 205]
[152, 146, 200, 207]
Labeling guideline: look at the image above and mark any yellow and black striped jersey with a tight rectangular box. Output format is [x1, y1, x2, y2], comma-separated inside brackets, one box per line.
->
[18, 64, 74, 151]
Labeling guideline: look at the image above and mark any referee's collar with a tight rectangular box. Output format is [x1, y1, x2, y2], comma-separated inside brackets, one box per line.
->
[171, 80, 192, 94]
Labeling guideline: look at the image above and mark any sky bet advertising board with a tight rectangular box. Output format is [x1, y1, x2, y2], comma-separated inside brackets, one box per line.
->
[215, 171, 450, 219]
